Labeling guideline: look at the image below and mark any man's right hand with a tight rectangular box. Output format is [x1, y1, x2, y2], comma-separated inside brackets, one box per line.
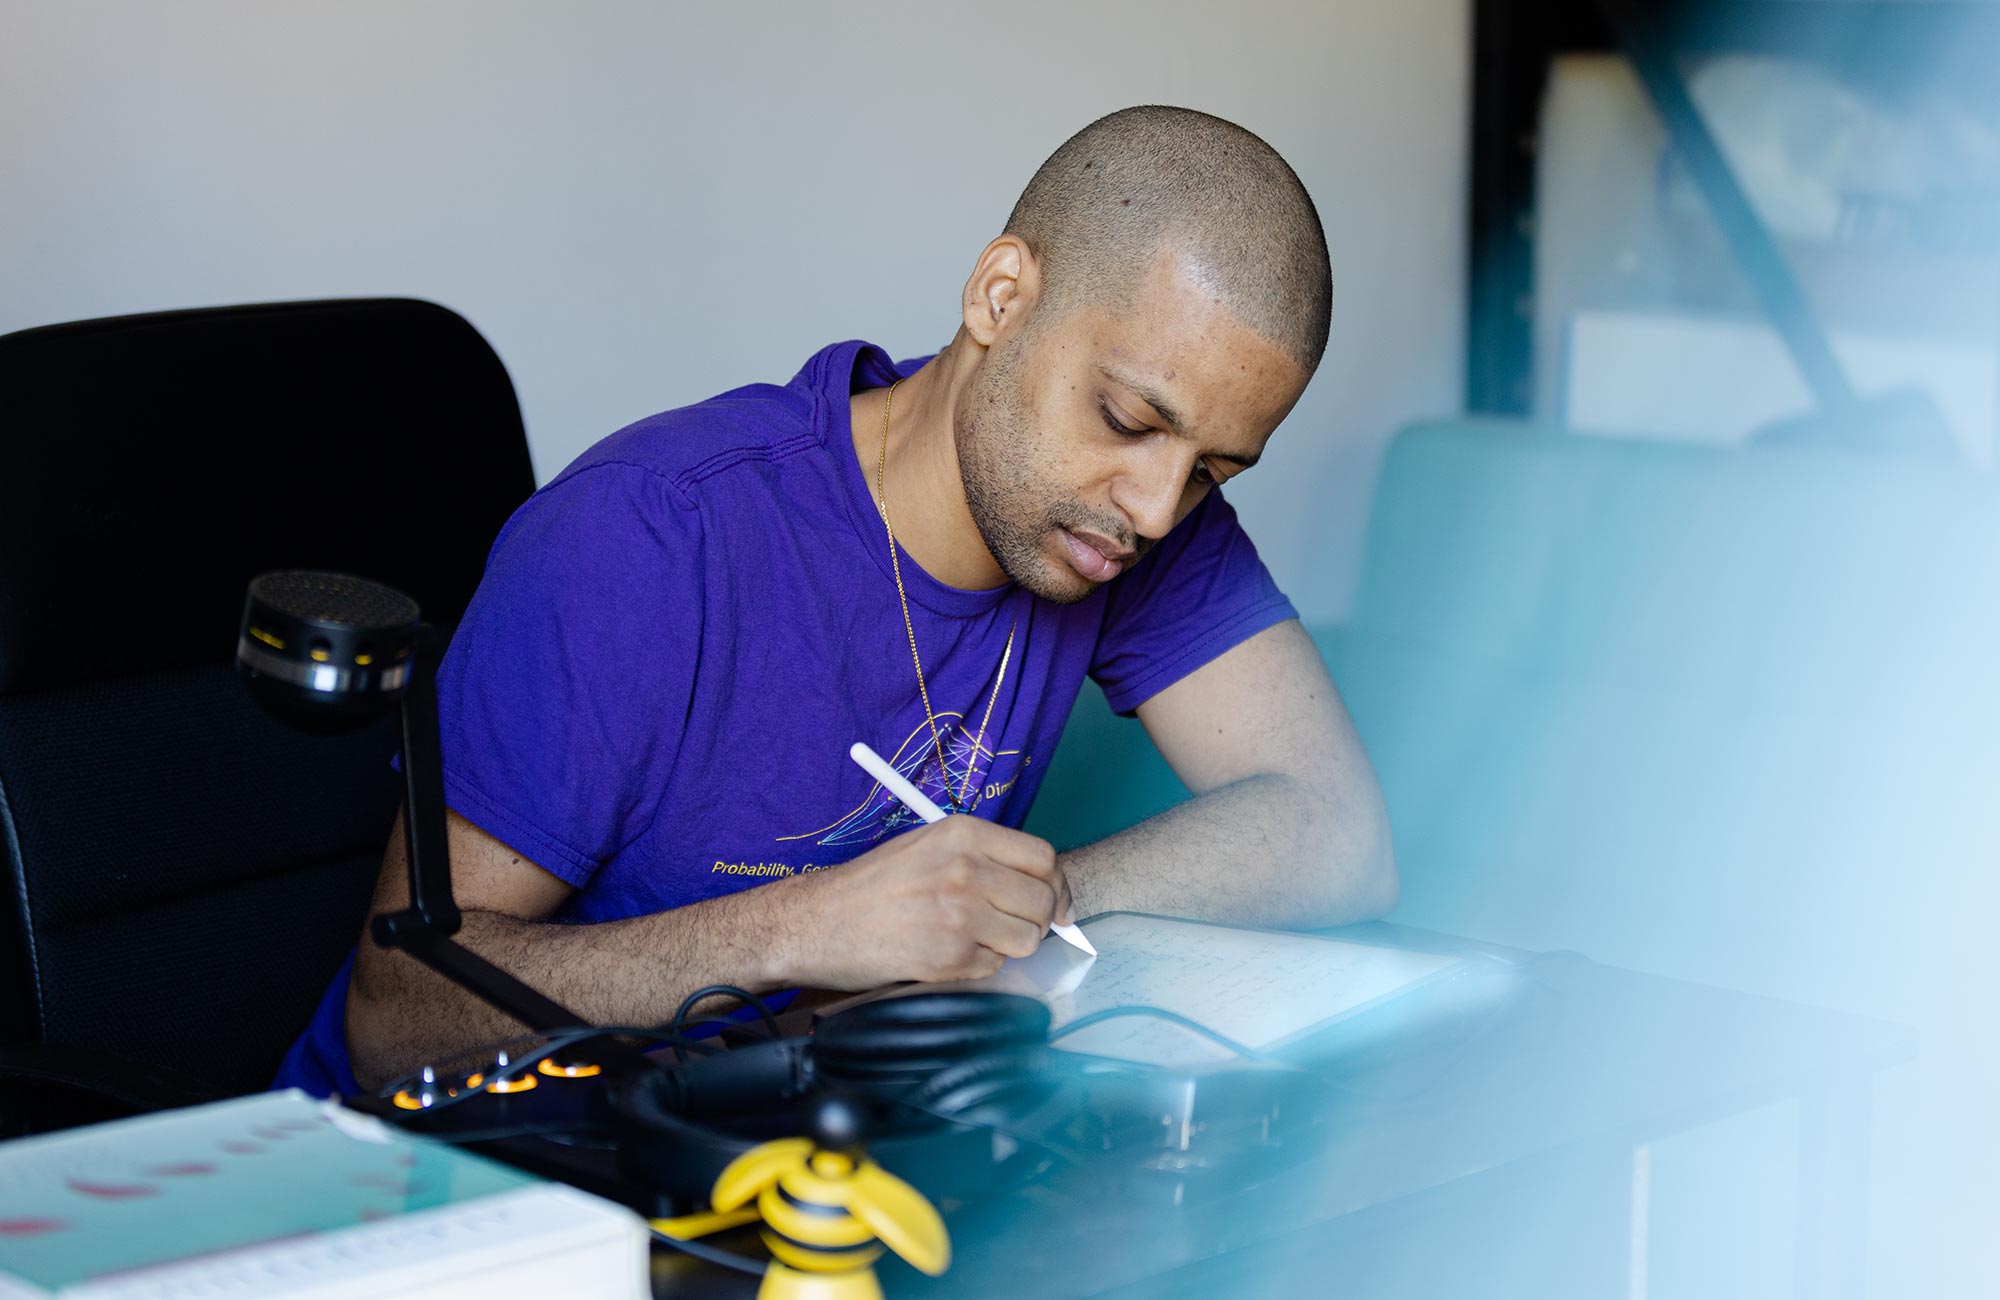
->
[349, 810, 1068, 1087]
[772, 816, 1069, 989]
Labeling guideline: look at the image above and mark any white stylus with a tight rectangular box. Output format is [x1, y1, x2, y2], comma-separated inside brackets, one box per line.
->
[849, 741, 1097, 956]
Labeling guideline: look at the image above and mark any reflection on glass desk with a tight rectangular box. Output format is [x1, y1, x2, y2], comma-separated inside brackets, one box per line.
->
[650, 921, 1908, 1300]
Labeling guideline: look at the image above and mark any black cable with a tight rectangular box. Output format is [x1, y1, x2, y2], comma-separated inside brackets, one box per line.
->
[671, 985, 782, 1040]
[1048, 1005, 1267, 1061]
[1050, 953, 1542, 1108]
[889, 1088, 1090, 1169]
[648, 1225, 769, 1277]
[668, 985, 782, 1064]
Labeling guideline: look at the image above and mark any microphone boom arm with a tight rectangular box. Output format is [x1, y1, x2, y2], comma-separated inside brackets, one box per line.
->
[370, 622, 588, 1037]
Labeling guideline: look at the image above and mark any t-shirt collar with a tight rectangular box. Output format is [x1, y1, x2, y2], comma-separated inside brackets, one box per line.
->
[813, 339, 1016, 619]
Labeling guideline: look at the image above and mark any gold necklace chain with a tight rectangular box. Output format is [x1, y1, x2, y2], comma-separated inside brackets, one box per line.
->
[876, 378, 1016, 813]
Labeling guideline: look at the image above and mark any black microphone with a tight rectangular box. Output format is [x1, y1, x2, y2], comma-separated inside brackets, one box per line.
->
[236, 571, 420, 732]
[237, 570, 586, 1038]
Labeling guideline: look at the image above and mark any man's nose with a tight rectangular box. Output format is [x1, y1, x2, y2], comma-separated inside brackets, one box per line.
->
[1112, 449, 1196, 543]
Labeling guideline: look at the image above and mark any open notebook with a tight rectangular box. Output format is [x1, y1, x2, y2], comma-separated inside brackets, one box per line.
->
[912, 912, 1485, 1069]
[0, 1089, 646, 1299]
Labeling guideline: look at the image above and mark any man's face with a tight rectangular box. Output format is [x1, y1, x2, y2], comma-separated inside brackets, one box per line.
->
[954, 249, 1309, 604]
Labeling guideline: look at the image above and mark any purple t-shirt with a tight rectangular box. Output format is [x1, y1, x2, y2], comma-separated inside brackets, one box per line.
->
[273, 339, 1296, 1095]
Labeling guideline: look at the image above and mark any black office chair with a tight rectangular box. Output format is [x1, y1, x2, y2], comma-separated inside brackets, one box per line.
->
[0, 298, 537, 1130]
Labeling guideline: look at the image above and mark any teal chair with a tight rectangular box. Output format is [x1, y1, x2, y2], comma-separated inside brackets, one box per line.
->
[1027, 415, 2000, 1295]
[1028, 418, 2000, 1014]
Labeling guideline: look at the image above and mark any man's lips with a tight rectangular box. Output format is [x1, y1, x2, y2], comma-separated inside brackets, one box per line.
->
[1058, 528, 1135, 582]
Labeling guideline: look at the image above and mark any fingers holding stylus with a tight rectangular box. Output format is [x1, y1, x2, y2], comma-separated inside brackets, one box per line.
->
[954, 838, 1058, 929]
[981, 820, 1075, 927]
[781, 814, 1063, 987]
[847, 741, 1083, 947]
[968, 897, 1048, 961]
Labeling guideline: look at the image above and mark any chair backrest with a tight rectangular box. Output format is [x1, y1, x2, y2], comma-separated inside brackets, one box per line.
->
[1332, 418, 2000, 1013]
[0, 298, 536, 1095]
[1027, 417, 2000, 1020]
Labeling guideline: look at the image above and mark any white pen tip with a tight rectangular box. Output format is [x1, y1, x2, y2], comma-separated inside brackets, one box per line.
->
[1052, 922, 1097, 956]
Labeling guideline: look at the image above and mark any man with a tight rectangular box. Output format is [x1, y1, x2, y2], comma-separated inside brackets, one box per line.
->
[275, 104, 1396, 1095]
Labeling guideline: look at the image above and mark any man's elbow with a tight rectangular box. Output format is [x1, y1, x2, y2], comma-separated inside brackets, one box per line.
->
[344, 961, 409, 1092]
[1352, 831, 1399, 921]
[1308, 801, 1398, 926]
[345, 946, 429, 1091]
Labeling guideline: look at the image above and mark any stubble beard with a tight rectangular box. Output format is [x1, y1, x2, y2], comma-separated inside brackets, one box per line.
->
[954, 337, 1105, 605]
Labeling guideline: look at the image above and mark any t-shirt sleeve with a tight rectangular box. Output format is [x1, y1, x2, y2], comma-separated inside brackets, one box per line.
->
[432, 463, 703, 889]
[1089, 489, 1298, 716]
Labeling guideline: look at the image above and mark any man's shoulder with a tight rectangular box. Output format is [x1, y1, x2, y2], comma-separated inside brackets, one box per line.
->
[554, 379, 819, 504]
[549, 341, 875, 504]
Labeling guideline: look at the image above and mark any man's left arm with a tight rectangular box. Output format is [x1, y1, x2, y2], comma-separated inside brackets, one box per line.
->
[1060, 618, 1397, 928]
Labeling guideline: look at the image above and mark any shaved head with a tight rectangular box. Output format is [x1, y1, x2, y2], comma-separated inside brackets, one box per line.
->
[1003, 105, 1332, 373]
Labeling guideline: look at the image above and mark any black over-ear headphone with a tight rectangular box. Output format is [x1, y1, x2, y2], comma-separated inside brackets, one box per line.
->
[611, 992, 1064, 1211]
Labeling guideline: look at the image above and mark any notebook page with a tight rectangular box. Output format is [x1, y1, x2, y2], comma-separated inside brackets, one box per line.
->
[964, 914, 1463, 1067]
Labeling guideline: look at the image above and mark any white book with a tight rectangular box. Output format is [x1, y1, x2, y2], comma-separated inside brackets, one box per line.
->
[0, 1090, 648, 1299]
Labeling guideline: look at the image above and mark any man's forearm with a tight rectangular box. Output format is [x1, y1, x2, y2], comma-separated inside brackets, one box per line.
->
[1059, 771, 1397, 929]
[347, 883, 796, 1090]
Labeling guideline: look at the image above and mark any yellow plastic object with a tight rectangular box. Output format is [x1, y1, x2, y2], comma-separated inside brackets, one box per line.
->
[486, 1072, 537, 1094]
[760, 1261, 884, 1299]
[762, 1186, 875, 1249]
[650, 1206, 761, 1240]
[536, 1058, 602, 1079]
[712, 1138, 814, 1211]
[764, 1235, 881, 1275]
[844, 1160, 949, 1276]
[707, 1134, 950, 1292]
[390, 1090, 428, 1111]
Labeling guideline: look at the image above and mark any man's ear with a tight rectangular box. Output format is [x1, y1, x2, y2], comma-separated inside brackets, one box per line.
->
[961, 235, 1041, 348]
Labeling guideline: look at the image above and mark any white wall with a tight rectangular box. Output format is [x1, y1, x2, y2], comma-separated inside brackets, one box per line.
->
[0, 0, 1469, 627]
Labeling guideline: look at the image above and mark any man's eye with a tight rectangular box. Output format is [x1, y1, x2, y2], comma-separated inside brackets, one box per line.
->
[1191, 461, 1218, 487]
[1098, 401, 1145, 437]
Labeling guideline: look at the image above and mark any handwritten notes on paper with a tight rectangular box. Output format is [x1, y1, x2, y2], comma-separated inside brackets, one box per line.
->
[962, 914, 1463, 1068]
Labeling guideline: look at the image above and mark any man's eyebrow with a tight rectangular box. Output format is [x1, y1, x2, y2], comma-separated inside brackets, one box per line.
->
[1095, 364, 1262, 470]
[1096, 365, 1185, 432]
